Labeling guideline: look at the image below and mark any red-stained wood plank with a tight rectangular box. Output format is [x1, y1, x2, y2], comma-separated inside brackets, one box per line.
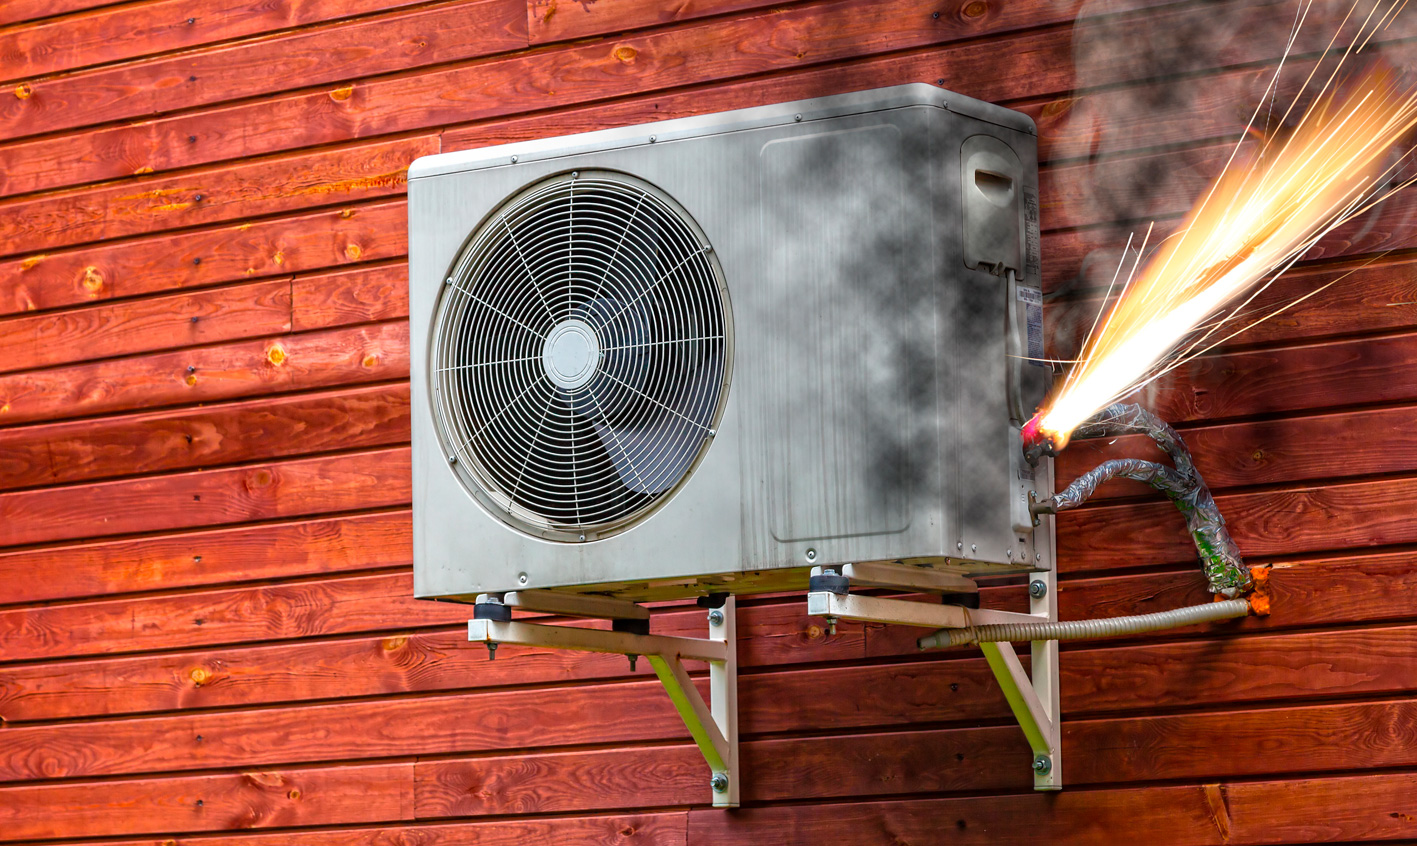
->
[1044, 253, 1417, 367]
[0, 762, 413, 841]
[0, 600, 862, 720]
[0, 446, 410, 549]
[0, 0, 1245, 198]
[0, 321, 407, 426]
[0, 510, 411, 606]
[72, 814, 686, 846]
[0, 0, 528, 143]
[291, 262, 409, 331]
[1057, 474, 1417, 572]
[529, 0, 777, 43]
[0, 383, 409, 491]
[418, 696, 1417, 814]
[0, 571, 470, 663]
[688, 771, 1417, 845]
[0, 278, 290, 376]
[0, 0, 441, 84]
[1055, 404, 1417, 501]
[2, 583, 1411, 724]
[0, 0, 124, 28]
[2, 200, 405, 317]
[0, 135, 436, 257]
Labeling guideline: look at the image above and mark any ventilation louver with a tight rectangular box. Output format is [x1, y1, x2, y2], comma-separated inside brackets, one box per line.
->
[430, 170, 732, 541]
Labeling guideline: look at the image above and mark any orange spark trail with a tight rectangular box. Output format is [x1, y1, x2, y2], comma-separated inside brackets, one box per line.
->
[1032, 0, 1417, 451]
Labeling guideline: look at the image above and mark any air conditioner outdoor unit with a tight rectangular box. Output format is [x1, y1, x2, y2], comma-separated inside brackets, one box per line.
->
[408, 84, 1052, 604]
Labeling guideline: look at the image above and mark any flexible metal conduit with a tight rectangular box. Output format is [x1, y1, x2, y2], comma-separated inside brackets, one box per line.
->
[917, 598, 1252, 650]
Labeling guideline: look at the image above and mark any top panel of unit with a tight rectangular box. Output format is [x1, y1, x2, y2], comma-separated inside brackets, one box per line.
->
[408, 83, 1036, 181]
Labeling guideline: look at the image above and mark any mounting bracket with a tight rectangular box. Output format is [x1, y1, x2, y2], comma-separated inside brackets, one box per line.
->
[807, 561, 1061, 789]
[467, 592, 740, 807]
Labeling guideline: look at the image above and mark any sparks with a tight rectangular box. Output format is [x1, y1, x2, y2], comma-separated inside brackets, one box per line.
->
[1029, 0, 1417, 453]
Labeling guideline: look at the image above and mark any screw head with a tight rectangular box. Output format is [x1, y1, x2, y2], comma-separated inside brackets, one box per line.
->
[518, 573, 528, 585]
[708, 608, 724, 627]
[710, 773, 729, 793]
[956, 541, 964, 550]
[794, 113, 802, 122]
[1032, 754, 1052, 775]
[1029, 579, 1047, 599]
[510, 155, 518, 163]
[448, 455, 458, 465]
[805, 548, 817, 562]
[970, 544, 977, 553]
[649, 135, 657, 143]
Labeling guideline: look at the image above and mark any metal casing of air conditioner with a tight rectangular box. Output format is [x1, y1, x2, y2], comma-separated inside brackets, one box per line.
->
[409, 83, 1052, 603]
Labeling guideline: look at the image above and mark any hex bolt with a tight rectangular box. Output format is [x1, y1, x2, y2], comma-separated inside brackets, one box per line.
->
[708, 608, 724, 627]
[1032, 754, 1052, 775]
[710, 773, 729, 793]
[1029, 579, 1047, 599]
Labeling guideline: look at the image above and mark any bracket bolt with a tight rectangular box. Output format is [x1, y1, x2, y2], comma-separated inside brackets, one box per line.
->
[708, 608, 724, 627]
[1032, 754, 1052, 775]
[710, 773, 729, 793]
[1029, 580, 1047, 599]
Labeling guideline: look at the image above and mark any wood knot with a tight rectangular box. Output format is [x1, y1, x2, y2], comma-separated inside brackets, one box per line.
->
[14, 83, 31, 99]
[79, 266, 106, 294]
[266, 345, 287, 366]
[804, 624, 823, 640]
[19, 255, 44, 271]
[133, 165, 154, 175]
[189, 667, 211, 685]
[613, 45, 637, 64]
[382, 634, 408, 651]
[329, 85, 355, 101]
[1251, 449, 1264, 461]
[339, 208, 356, 219]
[1041, 98, 1074, 118]
[362, 354, 379, 368]
[344, 243, 362, 260]
[963, 1, 987, 16]
[273, 251, 285, 266]
[248, 469, 273, 489]
[287, 788, 301, 800]
[185, 373, 198, 386]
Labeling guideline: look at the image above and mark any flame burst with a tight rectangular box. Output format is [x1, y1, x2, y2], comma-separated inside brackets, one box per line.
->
[1032, 0, 1417, 451]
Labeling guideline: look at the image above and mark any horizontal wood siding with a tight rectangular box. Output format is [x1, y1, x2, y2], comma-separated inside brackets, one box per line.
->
[1, 0, 1413, 842]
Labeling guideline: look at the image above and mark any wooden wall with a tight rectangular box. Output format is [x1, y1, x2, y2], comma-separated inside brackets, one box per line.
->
[2, 0, 1416, 841]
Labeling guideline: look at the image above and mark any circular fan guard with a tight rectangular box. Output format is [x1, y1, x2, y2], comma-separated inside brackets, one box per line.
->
[431, 170, 732, 541]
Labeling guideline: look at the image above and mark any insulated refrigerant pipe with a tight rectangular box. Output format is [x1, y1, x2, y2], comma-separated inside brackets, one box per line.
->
[917, 598, 1252, 650]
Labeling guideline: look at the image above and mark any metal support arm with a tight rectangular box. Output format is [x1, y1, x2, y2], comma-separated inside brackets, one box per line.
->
[808, 564, 1061, 789]
[468, 596, 740, 807]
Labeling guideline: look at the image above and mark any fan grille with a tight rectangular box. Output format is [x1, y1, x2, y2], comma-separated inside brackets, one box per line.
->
[431, 170, 732, 541]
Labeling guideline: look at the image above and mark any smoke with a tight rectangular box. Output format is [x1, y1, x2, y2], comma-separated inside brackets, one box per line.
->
[1046, 0, 1417, 372]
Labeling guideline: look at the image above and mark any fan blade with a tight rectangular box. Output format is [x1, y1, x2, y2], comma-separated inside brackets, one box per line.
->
[591, 361, 719, 494]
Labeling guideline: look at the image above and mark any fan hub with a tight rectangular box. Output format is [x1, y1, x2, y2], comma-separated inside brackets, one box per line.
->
[542, 318, 600, 390]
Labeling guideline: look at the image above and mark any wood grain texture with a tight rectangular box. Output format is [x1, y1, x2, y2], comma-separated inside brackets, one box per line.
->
[1056, 404, 1417, 500]
[1056, 474, 1417, 572]
[0, 762, 413, 840]
[0, 279, 290, 375]
[688, 771, 1417, 845]
[0, 0, 1213, 198]
[0, 321, 407, 426]
[0, 446, 409, 549]
[0, 0, 528, 143]
[0, 0, 125, 28]
[1, 199, 406, 318]
[0, 571, 467, 663]
[72, 814, 687, 846]
[0, 0, 440, 84]
[0, 510, 411, 606]
[292, 262, 409, 330]
[0, 135, 436, 257]
[0, 383, 409, 491]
